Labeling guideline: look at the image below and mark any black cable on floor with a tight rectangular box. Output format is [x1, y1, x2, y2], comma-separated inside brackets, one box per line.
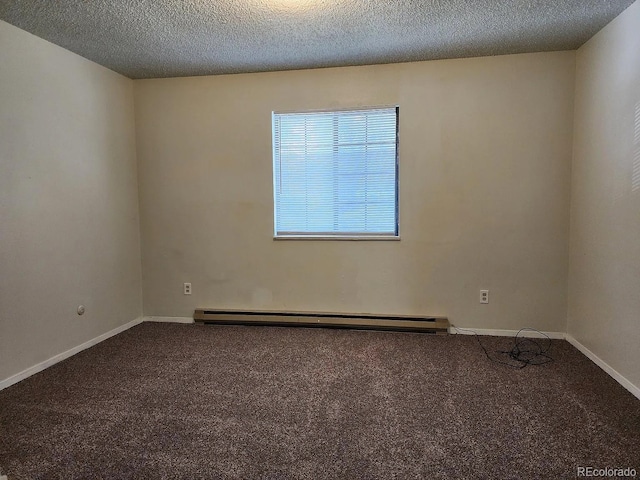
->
[454, 327, 554, 369]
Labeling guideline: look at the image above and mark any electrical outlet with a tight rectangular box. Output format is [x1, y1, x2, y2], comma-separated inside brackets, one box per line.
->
[184, 283, 192, 295]
[480, 290, 489, 304]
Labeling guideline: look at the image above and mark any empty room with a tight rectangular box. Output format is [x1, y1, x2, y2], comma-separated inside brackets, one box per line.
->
[1, 0, 639, 478]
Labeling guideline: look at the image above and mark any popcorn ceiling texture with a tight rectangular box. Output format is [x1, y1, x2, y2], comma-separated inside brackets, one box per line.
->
[0, 0, 635, 79]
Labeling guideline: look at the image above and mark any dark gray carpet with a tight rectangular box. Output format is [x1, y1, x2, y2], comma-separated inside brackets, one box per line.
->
[1, 323, 639, 479]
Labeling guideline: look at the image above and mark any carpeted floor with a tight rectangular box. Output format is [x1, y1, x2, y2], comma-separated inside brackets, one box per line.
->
[1, 323, 639, 479]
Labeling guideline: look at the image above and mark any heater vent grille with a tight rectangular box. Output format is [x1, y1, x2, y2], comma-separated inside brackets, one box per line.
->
[194, 309, 449, 334]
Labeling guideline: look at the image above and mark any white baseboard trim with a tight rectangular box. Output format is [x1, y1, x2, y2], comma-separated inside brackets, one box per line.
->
[450, 326, 565, 340]
[143, 316, 194, 324]
[0, 317, 143, 392]
[565, 334, 640, 401]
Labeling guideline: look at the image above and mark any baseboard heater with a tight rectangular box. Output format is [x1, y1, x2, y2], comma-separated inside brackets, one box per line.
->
[194, 309, 449, 334]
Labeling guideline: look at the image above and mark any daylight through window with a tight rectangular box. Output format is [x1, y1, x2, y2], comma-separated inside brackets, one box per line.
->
[273, 106, 399, 238]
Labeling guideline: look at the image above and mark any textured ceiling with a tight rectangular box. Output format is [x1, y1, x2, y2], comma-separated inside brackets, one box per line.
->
[0, 0, 635, 79]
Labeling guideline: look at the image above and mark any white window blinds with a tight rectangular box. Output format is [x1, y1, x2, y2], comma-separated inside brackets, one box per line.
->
[273, 106, 398, 237]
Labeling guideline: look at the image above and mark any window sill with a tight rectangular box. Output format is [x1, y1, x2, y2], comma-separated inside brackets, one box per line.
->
[274, 235, 400, 241]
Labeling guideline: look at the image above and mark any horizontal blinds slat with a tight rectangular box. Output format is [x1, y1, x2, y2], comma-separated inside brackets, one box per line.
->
[273, 107, 398, 236]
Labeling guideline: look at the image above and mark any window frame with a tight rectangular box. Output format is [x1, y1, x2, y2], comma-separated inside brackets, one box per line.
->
[272, 105, 400, 241]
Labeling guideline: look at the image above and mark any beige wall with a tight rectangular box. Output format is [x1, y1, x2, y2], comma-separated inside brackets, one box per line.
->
[568, 1, 640, 388]
[135, 51, 576, 331]
[0, 21, 142, 382]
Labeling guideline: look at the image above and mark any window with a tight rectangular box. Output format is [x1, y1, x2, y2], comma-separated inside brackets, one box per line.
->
[272, 106, 399, 239]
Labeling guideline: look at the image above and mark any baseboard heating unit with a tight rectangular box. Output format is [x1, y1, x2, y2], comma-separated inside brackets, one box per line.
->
[194, 309, 449, 334]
